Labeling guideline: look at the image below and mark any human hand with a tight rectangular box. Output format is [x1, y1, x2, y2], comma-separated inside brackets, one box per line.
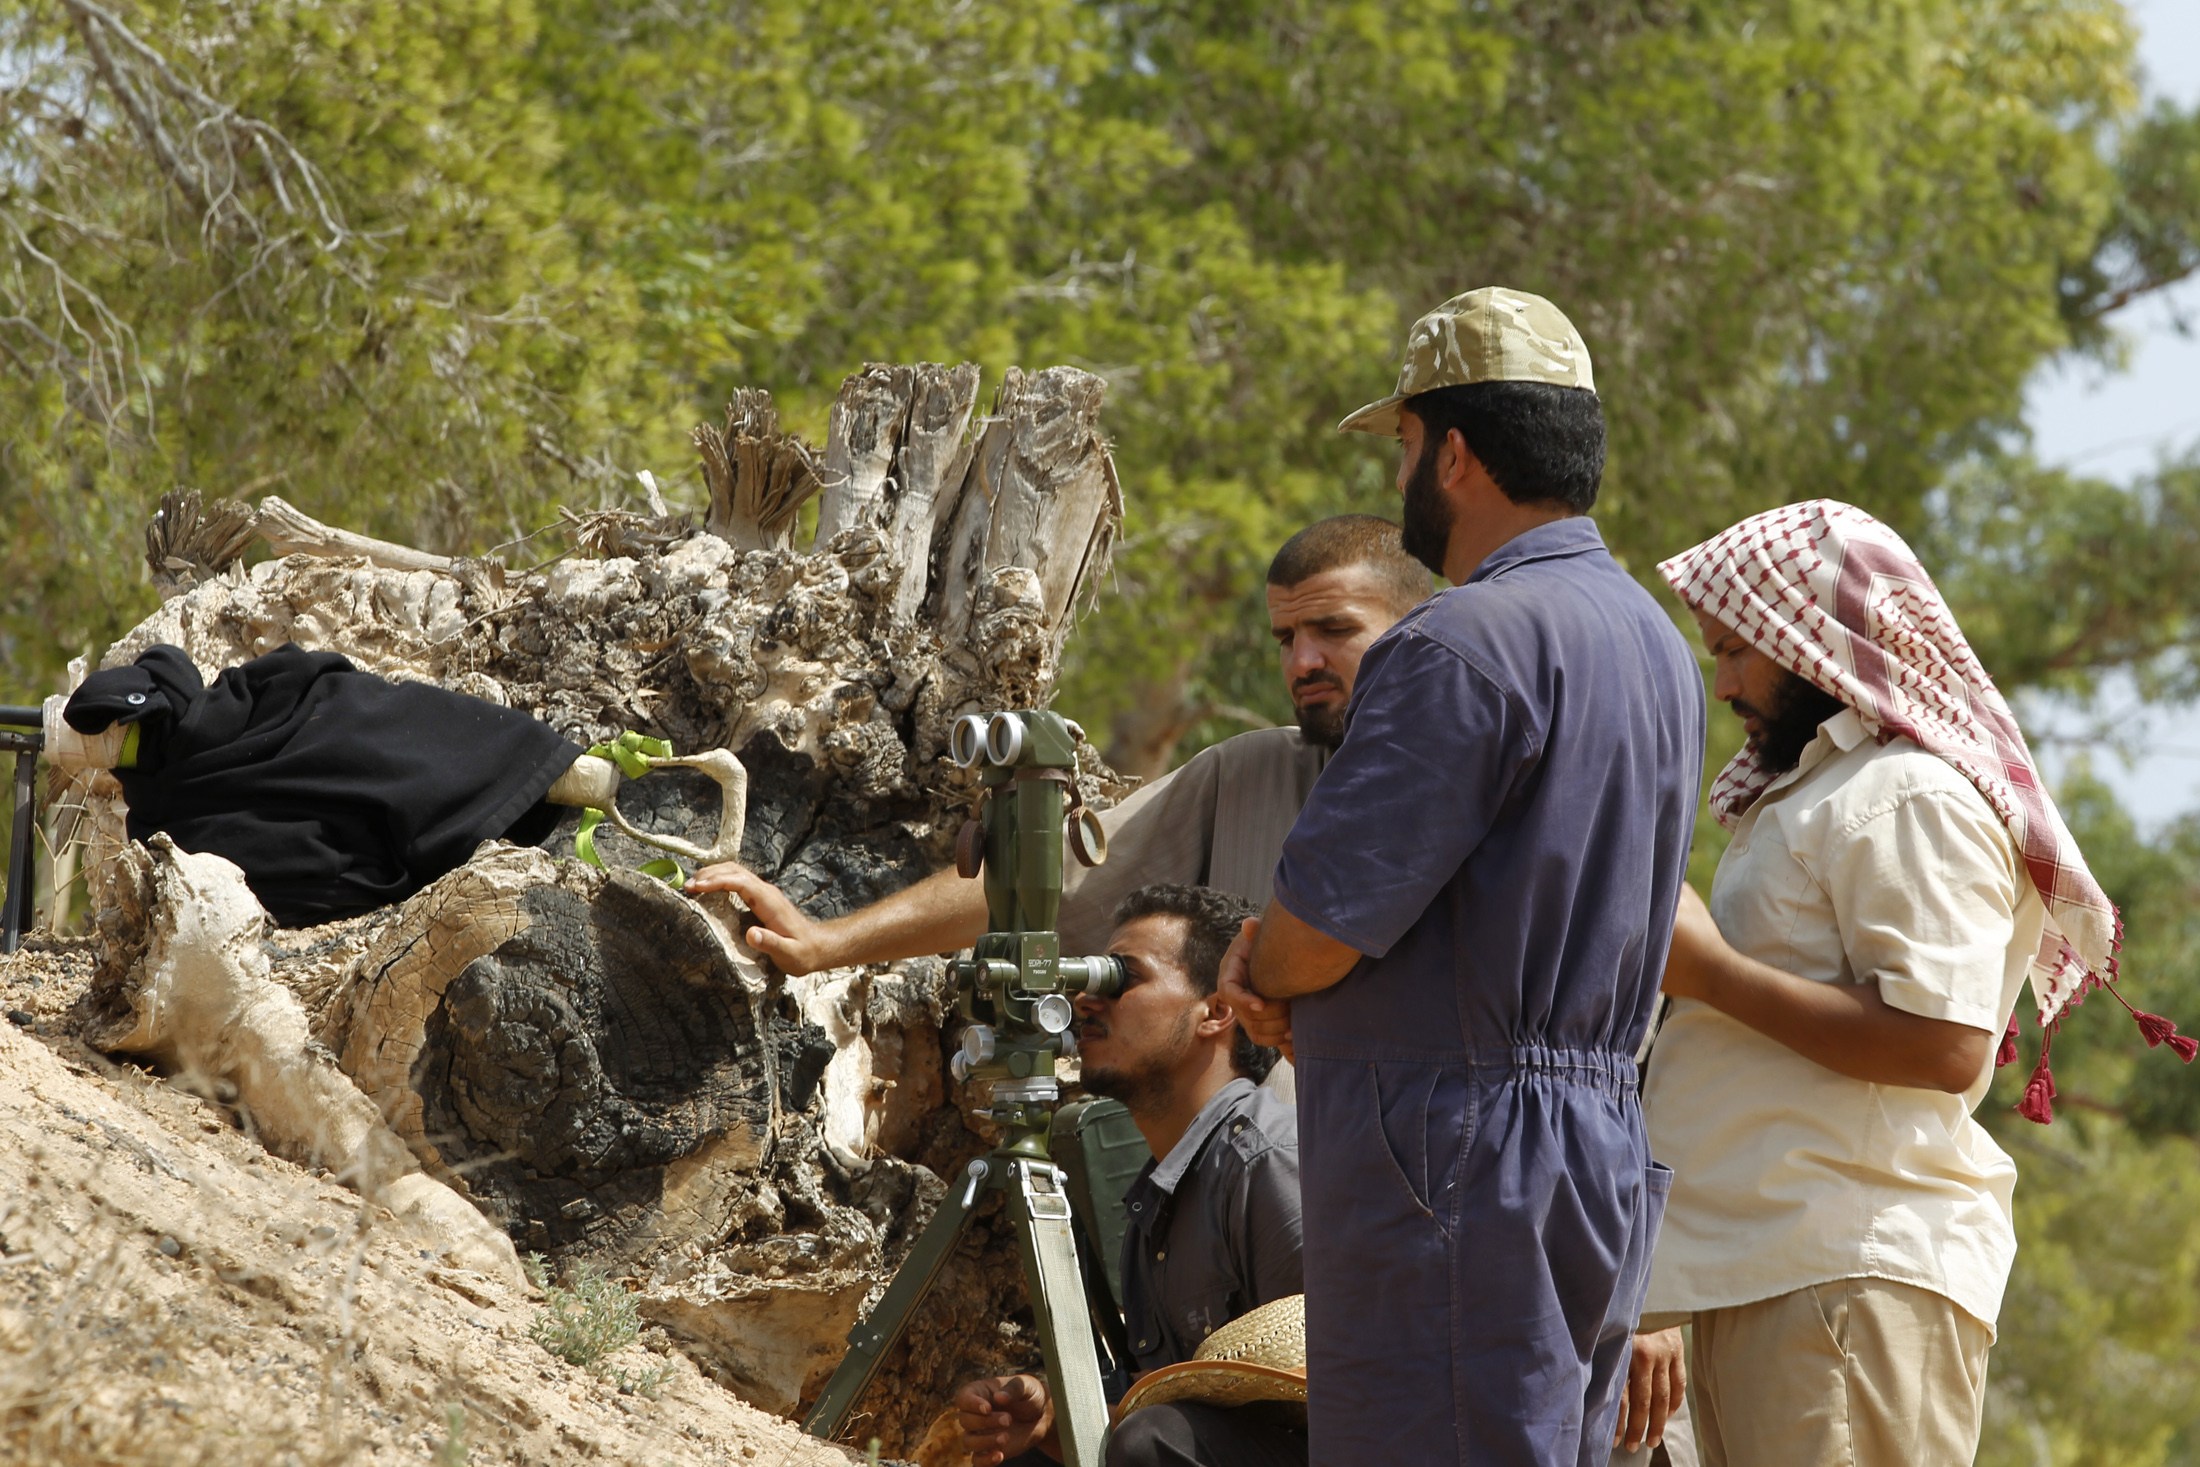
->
[1219, 917, 1293, 1062]
[1660, 882, 1721, 1003]
[684, 863, 838, 976]
[1613, 1326, 1685, 1451]
[953, 1372, 1053, 1466]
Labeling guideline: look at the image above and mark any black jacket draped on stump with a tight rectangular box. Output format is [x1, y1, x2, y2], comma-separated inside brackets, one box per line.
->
[66, 643, 582, 927]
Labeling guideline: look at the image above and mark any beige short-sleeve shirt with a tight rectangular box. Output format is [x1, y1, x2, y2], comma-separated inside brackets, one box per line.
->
[1643, 709, 2045, 1334]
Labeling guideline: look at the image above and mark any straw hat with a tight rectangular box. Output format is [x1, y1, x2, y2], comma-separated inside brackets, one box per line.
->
[1113, 1294, 1308, 1421]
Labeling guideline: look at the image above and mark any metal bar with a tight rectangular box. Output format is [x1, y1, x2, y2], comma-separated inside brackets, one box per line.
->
[803, 1156, 993, 1441]
[0, 704, 42, 729]
[2, 746, 35, 953]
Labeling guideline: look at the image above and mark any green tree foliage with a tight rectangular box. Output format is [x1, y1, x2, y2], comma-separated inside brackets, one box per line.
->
[1977, 1111, 2200, 1467]
[1926, 453, 2200, 703]
[0, 0, 646, 693]
[2060, 97, 2200, 347]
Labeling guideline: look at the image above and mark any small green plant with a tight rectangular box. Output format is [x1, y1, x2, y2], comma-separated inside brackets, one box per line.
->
[527, 1266, 678, 1397]
[528, 1266, 642, 1369]
[605, 1358, 676, 1399]
[433, 1403, 468, 1466]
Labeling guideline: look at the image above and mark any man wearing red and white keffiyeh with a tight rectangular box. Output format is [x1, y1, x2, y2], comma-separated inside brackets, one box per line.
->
[1640, 499, 2194, 1467]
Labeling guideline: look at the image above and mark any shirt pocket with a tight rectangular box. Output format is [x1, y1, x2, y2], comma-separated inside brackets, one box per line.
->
[1367, 1060, 1472, 1233]
[1174, 1286, 1239, 1354]
[1718, 819, 1843, 983]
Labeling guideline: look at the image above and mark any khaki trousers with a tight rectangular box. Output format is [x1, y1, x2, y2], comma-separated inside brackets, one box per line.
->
[1687, 1277, 1991, 1467]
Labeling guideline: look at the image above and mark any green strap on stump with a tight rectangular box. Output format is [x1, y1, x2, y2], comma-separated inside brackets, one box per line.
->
[573, 732, 686, 885]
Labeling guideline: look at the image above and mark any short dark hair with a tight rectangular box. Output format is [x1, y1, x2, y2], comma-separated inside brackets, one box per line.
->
[1111, 883, 1278, 1083]
[1403, 381, 1605, 513]
[1265, 514, 1431, 615]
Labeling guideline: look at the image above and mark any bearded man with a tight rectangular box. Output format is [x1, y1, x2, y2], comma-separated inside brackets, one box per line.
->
[1223, 288, 1706, 1467]
[1645, 499, 2195, 1466]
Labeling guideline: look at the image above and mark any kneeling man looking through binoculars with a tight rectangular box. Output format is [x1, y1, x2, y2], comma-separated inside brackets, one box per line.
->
[955, 882, 1306, 1467]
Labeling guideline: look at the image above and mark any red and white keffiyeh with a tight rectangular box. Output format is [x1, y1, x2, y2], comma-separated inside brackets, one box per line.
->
[1659, 499, 2195, 1122]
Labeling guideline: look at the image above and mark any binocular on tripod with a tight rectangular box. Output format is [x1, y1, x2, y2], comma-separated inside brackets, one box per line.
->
[941, 709, 1122, 1114]
[803, 709, 1128, 1465]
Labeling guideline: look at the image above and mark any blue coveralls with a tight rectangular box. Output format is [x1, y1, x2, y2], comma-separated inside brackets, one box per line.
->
[1271, 519, 1704, 1467]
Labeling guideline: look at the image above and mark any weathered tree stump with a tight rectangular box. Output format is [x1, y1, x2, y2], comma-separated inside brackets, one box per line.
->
[69, 362, 1127, 1452]
[319, 848, 777, 1262]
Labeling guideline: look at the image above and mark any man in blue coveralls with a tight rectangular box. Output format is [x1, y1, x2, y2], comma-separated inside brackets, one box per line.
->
[1220, 288, 1705, 1466]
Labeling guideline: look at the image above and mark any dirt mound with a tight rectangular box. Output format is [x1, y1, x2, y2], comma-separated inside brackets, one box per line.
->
[0, 939, 865, 1466]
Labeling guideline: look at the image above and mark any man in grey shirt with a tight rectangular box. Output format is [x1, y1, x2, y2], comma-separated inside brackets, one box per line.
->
[955, 884, 1303, 1467]
[686, 515, 1432, 967]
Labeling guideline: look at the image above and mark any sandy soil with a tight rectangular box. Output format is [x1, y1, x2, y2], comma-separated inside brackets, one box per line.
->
[0, 936, 870, 1467]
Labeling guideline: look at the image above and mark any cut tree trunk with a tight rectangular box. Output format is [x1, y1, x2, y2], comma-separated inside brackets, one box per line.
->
[318, 845, 778, 1262]
[67, 361, 1127, 1455]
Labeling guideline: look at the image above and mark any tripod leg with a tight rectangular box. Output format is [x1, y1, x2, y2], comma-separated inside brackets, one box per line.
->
[804, 1157, 990, 1441]
[1006, 1156, 1112, 1467]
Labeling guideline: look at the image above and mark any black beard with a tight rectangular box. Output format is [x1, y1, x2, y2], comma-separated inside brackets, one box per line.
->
[1750, 669, 1848, 774]
[1078, 1009, 1195, 1115]
[1295, 698, 1347, 750]
[1080, 1061, 1168, 1114]
[1400, 437, 1454, 577]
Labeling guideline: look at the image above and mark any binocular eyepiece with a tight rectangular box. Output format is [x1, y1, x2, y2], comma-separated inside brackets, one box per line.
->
[948, 953, 1128, 1083]
[948, 711, 1088, 770]
[1058, 953, 1126, 1001]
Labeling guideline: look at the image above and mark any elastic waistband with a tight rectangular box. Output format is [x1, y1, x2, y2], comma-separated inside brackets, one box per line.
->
[1472, 1044, 1638, 1094]
[1297, 1042, 1639, 1094]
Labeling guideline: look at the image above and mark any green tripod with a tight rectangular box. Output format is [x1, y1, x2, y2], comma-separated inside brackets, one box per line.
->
[803, 710, 1123, 1466]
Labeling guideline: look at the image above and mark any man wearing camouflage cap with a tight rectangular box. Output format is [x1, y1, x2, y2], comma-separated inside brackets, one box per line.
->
[1222, 289, 1705, 1466]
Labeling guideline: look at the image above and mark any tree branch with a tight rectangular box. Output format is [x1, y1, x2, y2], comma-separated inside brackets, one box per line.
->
[55, 0, 356, 250]
[2077, 259, 2200, 323]
[65, 0, 209, 217]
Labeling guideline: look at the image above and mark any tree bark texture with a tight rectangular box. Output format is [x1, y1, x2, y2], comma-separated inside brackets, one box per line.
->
[66, 362, 1127, 1452]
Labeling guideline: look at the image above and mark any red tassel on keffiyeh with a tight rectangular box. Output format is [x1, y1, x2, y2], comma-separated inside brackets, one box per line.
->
[2018, 1051, 2057, 1125]
[1995, 1017, 2019, 1069]
[2138, 1013, 2200, 1063]
[2102, 984, 2200, 1064]
[2015, 1023, 2060, 1125]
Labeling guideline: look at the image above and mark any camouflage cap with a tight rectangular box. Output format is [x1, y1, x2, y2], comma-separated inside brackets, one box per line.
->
[1339, 287, 1595, 437]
